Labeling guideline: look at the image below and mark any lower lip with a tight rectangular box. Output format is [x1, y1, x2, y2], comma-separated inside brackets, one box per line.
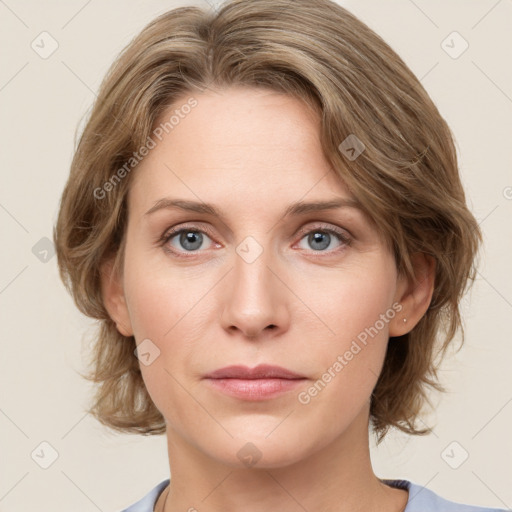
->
[205, 378, 306, 400]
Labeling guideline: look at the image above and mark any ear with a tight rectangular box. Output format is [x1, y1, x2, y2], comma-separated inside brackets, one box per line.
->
[100, 257, 134, 337]
[389, 252, 435, 337]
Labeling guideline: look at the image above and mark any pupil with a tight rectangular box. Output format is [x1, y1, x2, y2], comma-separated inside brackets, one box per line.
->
[181, 231, 202, 250]
[310, 232, 329, 250]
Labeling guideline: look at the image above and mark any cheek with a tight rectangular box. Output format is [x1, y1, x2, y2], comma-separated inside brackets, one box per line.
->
[122, 261, 203, 420]
[303, 262, 397, 347]
[123, 247, 206, 341]
[297, 264, 397, 405]
[122, 251, 217, 390]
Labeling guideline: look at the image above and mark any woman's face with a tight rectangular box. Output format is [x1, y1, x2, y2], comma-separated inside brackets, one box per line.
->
[114, 86, 407, 468]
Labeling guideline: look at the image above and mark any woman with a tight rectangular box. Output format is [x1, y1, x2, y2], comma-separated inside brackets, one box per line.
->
[53, 0, 507, 510]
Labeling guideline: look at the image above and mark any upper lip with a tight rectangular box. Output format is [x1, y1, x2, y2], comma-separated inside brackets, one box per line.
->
[204, 364, 305, 380]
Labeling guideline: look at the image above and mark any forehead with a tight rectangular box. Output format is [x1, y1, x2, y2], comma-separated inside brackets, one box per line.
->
[128, 86, 350, 213]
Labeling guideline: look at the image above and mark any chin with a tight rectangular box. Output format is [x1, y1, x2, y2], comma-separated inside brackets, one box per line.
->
[203, 428, 315, 470]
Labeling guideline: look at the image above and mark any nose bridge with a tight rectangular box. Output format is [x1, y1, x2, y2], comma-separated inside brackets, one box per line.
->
[232, 235, 277, 307]
[220, 233, 288, 337]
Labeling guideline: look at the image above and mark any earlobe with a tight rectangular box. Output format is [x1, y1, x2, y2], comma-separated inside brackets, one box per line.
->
[100, 257, 134, 337]
[389, 253, 435, 337]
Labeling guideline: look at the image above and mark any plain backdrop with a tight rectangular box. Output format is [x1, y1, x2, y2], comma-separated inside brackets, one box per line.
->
[1, 0, 511, 510]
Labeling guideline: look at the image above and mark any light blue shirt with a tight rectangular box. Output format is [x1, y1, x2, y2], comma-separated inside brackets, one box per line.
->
[120, 478, 509, 511]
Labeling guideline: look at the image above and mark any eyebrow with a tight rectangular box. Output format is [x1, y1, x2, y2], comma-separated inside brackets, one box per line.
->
[144, 197, 362, 219]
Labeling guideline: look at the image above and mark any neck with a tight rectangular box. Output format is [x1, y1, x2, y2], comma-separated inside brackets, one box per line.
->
[157, 406, 408, 512]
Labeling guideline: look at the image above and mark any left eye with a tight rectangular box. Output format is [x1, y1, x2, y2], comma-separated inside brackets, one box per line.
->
[296, 229, 349, 252]
[165, 229, 213, 252]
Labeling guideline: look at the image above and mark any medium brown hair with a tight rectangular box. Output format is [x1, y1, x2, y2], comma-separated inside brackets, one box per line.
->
[53, 0, 481, 442]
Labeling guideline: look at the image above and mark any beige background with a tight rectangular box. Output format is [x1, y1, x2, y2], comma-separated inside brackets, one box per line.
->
[1, 0, 511, 510]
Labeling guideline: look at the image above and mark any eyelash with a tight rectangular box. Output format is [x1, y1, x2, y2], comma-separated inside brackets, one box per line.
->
[158, 222, 352, 259]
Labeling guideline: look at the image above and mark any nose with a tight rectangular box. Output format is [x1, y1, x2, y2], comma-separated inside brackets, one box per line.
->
[219, 245, 290, 340]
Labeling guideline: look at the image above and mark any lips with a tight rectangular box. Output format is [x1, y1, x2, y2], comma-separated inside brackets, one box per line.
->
[203, 364, 307, 401]
[204, 364, 304, 380]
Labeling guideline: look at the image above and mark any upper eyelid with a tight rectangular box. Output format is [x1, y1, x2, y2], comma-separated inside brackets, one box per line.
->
[163, 220, 350, 236]
[295, 223, 351, 237]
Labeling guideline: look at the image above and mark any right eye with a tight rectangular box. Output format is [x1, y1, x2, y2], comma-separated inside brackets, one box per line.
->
[160, 225, 219, 257]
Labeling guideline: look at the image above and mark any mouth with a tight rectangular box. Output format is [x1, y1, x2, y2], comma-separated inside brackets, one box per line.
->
[203, 364, 307, 401]
[204, 364, 305, 380]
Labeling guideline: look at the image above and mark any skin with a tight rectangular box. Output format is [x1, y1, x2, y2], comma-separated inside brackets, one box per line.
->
[102, 86, 435, 512]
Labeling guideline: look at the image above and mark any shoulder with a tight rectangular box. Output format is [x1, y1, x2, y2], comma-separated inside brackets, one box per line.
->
[118, 477, 509, 512]
[119, 479, 170, 512]
[383, 479, 509, 512]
